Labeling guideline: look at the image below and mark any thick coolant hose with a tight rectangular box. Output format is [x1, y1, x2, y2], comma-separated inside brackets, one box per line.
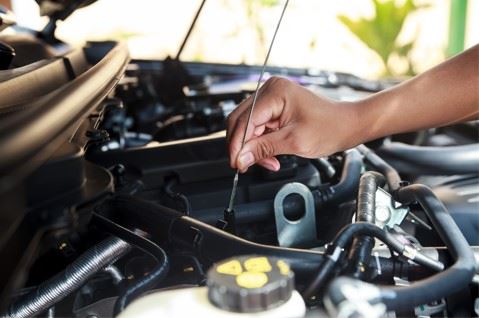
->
[327, 185, 476, 311]
[312, 157, 336, 178]
[377, 142, 479, 175]
[5, 237, 131, 318]
[357, 145, 401, 192]
[302, 222, 443, 299]
[348, 171, 385, 279]
[316, 149, 363, 206]
[91, 213, 170, 315]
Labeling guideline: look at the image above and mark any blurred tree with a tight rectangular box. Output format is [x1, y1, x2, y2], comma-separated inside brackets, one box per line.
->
[338, 0, 429, 77]
[245, 0, 280, 59]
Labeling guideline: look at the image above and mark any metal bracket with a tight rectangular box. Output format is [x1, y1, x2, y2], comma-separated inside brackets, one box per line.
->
[374, 187, 409, 229]
[274, 182, 317, 247]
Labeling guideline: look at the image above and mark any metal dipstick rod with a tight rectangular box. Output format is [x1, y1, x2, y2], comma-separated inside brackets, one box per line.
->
[225, 0, 289, 231]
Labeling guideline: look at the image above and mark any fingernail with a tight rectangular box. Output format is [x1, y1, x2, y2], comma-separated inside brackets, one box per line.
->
[270, 163, 280, 171]
[264, 162, 280, 171]
[265, 165, 275, 171]
[238, 152, 254, 169]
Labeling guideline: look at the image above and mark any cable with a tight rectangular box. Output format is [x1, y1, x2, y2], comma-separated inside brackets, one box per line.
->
[357, 145, 401, 192]
[302, 222, 443, 299]
[164, 177, 191, 215]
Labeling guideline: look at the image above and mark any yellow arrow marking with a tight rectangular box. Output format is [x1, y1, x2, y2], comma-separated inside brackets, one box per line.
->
[236, 272, 268, 289]
[277, 260, 290, 276]
[244, 257, 272, 273]
[216, 259, 243, 276]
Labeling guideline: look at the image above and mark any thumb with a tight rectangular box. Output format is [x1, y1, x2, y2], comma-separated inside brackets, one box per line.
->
[236, 128, 292, 172]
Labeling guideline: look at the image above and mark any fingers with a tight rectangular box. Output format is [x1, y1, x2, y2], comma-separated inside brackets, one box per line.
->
[257, 157, 280, 171]
[226, 95, 253, 142]
[227, 80, 286, 168]
[236, 127, 292, 172]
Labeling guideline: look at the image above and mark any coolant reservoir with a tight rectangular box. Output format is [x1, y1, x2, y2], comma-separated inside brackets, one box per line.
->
[118, 255, 306, 318]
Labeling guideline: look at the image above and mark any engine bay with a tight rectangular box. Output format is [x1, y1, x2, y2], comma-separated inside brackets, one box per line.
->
[0, 18, 478, 318]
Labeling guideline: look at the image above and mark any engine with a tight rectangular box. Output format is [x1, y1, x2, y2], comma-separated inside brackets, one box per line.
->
[0, 40, 478, 318]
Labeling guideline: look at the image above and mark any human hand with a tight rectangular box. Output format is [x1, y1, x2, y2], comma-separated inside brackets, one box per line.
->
[226, 77, 361, 172]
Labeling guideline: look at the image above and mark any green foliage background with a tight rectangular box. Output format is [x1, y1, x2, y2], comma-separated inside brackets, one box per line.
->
[338, 0, 429, 77]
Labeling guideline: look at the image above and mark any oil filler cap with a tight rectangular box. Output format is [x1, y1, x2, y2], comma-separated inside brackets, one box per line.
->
[207, 255, 294, 313]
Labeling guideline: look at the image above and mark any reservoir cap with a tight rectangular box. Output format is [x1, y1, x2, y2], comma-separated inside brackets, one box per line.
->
[207, 255, 294, 313]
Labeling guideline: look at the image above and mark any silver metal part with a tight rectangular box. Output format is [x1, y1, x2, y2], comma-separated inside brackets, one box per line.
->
[226, 0, 289, 213]
[324, 278, 386, 318]
[273, 182, 317, 247]
[473, 275, 479, 285]
[403, 245, 418, 260]
[374, 187, 409, 229]
[46, 307, 55, 318]
[374, 252, 382, 275]
[226, 172, 238, 212]
[103, 264, 125, 284]
[414, 299, 447, 317]
[327, 246, 343, 262]
[373, 246, 440, 262]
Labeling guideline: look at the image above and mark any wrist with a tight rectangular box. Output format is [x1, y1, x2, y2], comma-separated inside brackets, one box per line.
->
[346, 95, 390, 146]
[337, 100, 372, 149]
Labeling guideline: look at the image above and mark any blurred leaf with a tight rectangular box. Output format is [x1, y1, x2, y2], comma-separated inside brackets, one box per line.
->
[338, 0, 428, 77]
[395, 41, 414, 57]
[259, 0, 280, 7]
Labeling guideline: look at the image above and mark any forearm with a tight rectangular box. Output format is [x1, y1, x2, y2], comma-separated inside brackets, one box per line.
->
[353, 44, 479, 143]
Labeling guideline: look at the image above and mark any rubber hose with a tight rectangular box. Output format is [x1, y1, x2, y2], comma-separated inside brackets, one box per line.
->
[91, 213, 170, 315]
[380, 184, 476, 310]
[357, 145, 401, 192]
[377, 142, 479, 175]
[303, 222, 443, 299]
[192, 149, 363, 224]
[327, 185, 476, 311]
[312, 158, 336, 178]
[317, 149, 363, 206]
